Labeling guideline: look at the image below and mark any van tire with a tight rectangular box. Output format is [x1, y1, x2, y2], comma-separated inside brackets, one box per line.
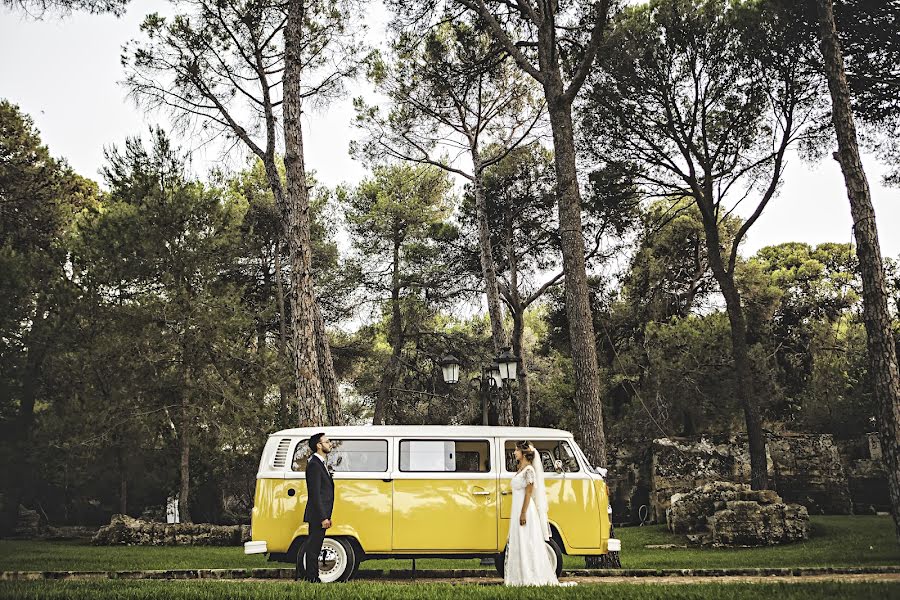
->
[297, 536, 357, 583]
[348, 539, 364, 580]
[546, 538, 563, 578]
[493, 539, 563, 579]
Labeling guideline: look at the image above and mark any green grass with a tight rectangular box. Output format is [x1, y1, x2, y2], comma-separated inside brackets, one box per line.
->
[0, 540, 271, 572]
[0, 516, 896, 573]
[0, 580, 898, 600]
[596, 514, 900, 569]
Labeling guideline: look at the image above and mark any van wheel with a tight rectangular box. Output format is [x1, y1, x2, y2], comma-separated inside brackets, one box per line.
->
[493, 551, 505, 578]
[351, 555, 363, 580]
[545, 538, 563, 578]
[298, 537, 357, 583]
[494, 539, 562, 579]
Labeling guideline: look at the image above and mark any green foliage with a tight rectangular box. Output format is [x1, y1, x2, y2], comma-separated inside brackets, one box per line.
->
[1, 0, 129, 16]
[459, 143, 558, 279]
[353, 16, 540, 174]
[1, 111, 358, 524]
[342, 164, 474, 423]
[623, 200, 740, 323]
[123, 0, 368, 151]
[37, 129, 275, 523]
[739, 242, 873, 434]
[0, 99, 103, 531]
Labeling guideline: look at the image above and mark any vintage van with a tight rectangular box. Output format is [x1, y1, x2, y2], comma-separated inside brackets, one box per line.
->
[244, 425, 620, 582]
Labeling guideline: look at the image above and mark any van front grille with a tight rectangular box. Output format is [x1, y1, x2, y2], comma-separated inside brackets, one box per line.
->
[272, 438, 292, 468]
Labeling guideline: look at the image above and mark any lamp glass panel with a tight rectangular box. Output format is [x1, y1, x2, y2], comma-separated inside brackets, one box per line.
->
[500, 360, 517, 380]
[442, 363, 460, 384]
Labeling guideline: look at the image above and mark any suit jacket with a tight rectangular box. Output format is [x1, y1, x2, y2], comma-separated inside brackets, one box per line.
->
[303, 455, 335, 524]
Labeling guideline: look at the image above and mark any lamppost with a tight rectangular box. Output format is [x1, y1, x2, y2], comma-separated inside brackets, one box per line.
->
[440, 349, 521, 426]
[495, 347, 521, 424]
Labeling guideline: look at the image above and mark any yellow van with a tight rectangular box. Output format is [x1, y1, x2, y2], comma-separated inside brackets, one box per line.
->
[244, 426, 619, 582]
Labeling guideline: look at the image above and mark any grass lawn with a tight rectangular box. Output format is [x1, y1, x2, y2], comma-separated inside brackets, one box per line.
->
[0, 580, 898, 600]
[0, 516, 896, 573]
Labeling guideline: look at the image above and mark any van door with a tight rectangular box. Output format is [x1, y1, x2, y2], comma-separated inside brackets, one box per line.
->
[499, 438, 601, 550]
[290, 437, 393, 553]
[392, 438, 497, 552]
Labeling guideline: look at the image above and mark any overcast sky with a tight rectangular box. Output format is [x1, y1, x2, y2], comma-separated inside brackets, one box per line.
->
[1, 0, 898, 261]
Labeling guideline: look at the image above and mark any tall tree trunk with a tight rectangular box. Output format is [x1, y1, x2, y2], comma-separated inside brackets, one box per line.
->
[117, 445, 127, 515]
[472, 156, 509, 354]
[698, 195, 768, 490]
[375, 227, 404, 425]
[816, 0, 900, 541]
[719, 270, 768, 490]
[284, 0, 325, 427]
[512, 308, 531, 427]
[546, 93, 608, 466]
[273, 241, 291, 425]
[504, 214, 530, 427]
[178, 386, 192, 523]
[314, 304, 343, 425]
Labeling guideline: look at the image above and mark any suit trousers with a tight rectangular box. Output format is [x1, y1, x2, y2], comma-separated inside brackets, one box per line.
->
[303, 522, 326, 582]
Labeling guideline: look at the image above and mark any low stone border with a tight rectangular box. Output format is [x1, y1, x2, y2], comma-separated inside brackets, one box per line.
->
[2, 566, 899, 582]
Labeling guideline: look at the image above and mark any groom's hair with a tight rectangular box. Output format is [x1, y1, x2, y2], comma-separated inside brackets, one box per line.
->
[309, 432, 326, 452]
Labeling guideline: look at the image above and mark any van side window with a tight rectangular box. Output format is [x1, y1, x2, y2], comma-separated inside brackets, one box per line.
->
[292, 439, 388, 472]
[504, 440, 581, 473]
[399, 440, 491, 473]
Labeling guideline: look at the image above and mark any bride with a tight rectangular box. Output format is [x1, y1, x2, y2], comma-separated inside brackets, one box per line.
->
[504, 441, 574, 587]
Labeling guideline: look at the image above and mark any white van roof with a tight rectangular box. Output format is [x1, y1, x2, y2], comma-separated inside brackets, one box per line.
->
[270, 425, 575, 439]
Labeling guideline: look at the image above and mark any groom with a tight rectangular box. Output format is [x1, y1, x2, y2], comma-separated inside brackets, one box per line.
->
[302, 432, 334, 583]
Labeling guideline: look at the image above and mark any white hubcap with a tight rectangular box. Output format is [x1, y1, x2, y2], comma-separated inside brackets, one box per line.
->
[315, 539, 348, 583]
[545, 541, 557, 572]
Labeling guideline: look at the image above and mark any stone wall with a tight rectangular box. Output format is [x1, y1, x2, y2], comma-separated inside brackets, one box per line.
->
[605, 445, 651, 525]
[836, 434, 891, 514]
[92, 514, 251, 546]
[767, 434, 851, 514]
[607, 431, 882, 524]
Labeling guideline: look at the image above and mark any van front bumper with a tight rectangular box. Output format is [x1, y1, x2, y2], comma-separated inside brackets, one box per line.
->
[244, 540, 268, 554]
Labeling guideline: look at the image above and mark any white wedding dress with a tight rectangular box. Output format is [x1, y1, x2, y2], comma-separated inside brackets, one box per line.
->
[504, 463, 561, 587]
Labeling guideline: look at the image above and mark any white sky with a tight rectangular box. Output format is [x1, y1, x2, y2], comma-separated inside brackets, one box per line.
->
[1, 0, 898, 261]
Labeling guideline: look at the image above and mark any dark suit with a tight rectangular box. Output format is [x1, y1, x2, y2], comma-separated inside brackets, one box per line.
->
[302, 455, 334, 582]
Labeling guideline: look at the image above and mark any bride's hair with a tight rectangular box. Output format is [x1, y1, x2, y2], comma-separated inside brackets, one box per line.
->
[515, 441, 536, 462]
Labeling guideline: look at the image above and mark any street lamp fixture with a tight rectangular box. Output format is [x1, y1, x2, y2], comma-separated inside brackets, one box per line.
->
[435, 349, 521, 426]
[496, 347, 520, 381]
[488, 361, 503, 388]
[439, 354, 461, 385]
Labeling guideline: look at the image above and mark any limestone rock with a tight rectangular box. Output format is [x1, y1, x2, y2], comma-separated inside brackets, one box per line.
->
[92, 514, 247, 546]
[14, 505, 43, 537]
[667, 481, 809, 547]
